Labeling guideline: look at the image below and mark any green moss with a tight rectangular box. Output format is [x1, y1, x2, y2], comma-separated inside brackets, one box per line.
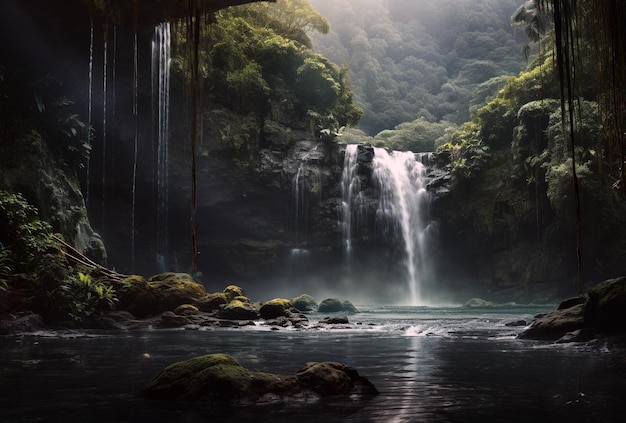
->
[223, 285, 245, 301]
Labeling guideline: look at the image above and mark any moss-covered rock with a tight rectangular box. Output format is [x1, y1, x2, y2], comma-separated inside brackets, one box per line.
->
[194, 292, 229, 312]
[173, 304, 199, 316]
[142, 353, 378, 404]
[233, 295, 252, 304]
[158, 311, 190, 328]
[223, 285, 245, 302]
[115, 275, 157, 318]
[147, 273, 207, 311]
[219, 299, 260, 320]
[291, 294, 318, 311]
[259, 298, 292, 320]
[117, 273, 206, 317]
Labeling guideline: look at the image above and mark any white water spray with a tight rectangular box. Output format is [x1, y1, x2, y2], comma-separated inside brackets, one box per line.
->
[373, 148, 431, 306]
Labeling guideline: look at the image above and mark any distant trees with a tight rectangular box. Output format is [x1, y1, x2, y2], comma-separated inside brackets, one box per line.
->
[309, 0, 528, 136]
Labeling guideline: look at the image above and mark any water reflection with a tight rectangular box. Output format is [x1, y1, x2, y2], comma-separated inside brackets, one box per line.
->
[1, 309, 625, 422]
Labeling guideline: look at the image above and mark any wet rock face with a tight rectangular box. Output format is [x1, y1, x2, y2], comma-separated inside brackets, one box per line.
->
[142, 353, 378, 404]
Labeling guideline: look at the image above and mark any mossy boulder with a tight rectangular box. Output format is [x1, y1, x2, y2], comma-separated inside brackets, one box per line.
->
[142, 353, 378, 404]
[260, 298, 292, 320]
[291, 294, 318, 311]
[318, 298, 357, 313]
[223, 285, 245, 302]
[233, 295, 252, 304]
[115, 275, 158, 318]
[147, 273, 207, 312]
[219, 299, 260, 320]
[194, 292, 229, 312]
[173, 304, 199, 316]
[158, 311, 190, 328]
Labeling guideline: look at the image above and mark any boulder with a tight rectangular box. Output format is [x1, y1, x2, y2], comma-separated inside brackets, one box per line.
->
[584, 276, 626, 332]
[223, 285, 245, 302]
[318, 298, 358, 313]
[194, 293, 229, 312]
[291, 294, 318, 312]
[147, 273, 207, 312]
[321, 316, 349, 325]
[318, 298, 345, 313]
[158, 311, 190, 328]
[0, 312, 44, 334]
[464, 298, 496, 308]
[142, 353, 378, 404]
[219, 299, 260, 320]
[174, 304, 199, 316]
[260, 298, 292, 320]
[517, 303, 585, 341]
[342, 301, 358, 313]
[115, 275, 158, 318]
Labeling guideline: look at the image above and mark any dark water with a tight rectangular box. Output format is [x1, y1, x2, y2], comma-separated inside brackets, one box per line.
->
[1, 306, 625, 422]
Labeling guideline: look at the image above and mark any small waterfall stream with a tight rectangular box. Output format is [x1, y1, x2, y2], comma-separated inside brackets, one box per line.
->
[131, 32, 139, 273]
[152, 23, 171, 272]
[341, 144, 360, 259]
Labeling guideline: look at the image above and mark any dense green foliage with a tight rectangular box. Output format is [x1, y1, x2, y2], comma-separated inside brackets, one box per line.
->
[309, 0, 528, 136]
[0, 190, 118, 320]
[172, 1, 362, 137]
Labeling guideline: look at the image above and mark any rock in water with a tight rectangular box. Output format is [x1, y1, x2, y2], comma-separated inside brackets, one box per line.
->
[219, 299, 260, 320]
[142, 353, 378, 404]
[259, 298, 292, 320]
[318, 298, 344, 312]
[291, 294, 318, 311]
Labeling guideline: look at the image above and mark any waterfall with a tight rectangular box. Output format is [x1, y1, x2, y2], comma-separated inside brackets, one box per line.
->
[101, 33, 108, 229]
[152, 22, 171, 272]
[131, 32, 138, 273]
[341, 144, 360, 258]
[372, 148, 431, 306]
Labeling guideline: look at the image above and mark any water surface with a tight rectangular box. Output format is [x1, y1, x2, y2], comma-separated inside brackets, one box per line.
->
[1, 306, 624, 422]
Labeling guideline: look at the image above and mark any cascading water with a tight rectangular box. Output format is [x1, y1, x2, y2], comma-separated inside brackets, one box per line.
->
[131, 32, 139, 273]
[152, 22, 171, 272]
[101, 32, 108, 229]
[372, 148, 432, 306]
[341, 144, 360, 258]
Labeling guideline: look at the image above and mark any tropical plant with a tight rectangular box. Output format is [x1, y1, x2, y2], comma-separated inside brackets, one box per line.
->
[59, 272, 118, 320]
[436, 122, 490, 178]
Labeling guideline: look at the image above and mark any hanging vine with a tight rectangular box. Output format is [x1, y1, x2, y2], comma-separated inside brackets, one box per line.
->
[536, 0, 626, 290]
